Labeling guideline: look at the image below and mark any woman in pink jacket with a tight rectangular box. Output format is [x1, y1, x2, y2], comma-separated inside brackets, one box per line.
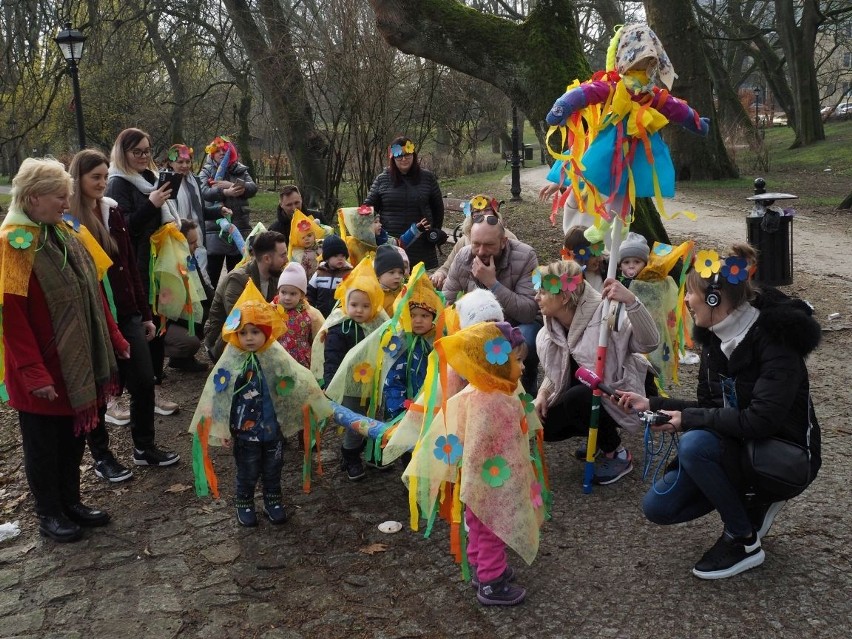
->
[533, 260, 659, 485]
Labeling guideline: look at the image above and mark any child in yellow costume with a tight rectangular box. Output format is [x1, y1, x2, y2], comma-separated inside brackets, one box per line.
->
[310, 256, 388, 480]
[402, 321, 549, 606]
[337, 205, 396, 267]
[188, 280, 333, 519]
[325, 263, 443, 468]
[288, 210, 324, 281]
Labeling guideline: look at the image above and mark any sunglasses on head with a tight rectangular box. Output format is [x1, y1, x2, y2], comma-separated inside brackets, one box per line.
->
[472, 213, 500, 225]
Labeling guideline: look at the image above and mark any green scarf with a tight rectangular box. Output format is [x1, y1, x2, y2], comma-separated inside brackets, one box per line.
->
[30, 225, 118, 434]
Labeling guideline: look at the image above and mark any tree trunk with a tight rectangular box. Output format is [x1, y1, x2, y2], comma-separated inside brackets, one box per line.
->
[632, 198, 670, 245]
[838, 190, 852, 210]
[644, 0, 738, 181]
[235, 88, 255, 180]
[774, 0, 825, 148]
[222, 0, 329, 214]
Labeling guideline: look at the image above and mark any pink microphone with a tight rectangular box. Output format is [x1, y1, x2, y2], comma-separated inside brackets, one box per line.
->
[575, 367, 619, 397]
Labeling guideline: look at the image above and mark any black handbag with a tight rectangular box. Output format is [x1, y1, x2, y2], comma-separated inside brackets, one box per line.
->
[744, 437, 811, 499]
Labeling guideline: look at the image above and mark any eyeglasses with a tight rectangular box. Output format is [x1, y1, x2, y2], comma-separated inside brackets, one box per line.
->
[130, 148, 152, 158]
[472, 213, 500, 225]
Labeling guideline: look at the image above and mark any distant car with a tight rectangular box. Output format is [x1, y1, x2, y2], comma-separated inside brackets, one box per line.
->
[837, 104, 852, 118]
[772, 114, 788, 126]
[823, 103, 852, 120]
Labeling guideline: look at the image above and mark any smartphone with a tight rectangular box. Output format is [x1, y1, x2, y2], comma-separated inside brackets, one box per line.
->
[157, 171, 182, 199]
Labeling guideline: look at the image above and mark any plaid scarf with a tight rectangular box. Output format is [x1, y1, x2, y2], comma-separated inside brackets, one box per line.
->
[31, 225, 118, 434]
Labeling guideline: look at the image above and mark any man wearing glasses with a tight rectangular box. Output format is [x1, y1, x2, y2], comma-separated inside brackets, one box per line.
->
[442, 196, 541, 393]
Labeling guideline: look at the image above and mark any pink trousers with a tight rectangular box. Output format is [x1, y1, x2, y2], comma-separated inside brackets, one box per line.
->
[466, 509, 507, 583]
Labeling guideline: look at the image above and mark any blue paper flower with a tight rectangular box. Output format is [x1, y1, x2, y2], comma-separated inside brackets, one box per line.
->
[186, 255, 196, 271]
[390, 143, 404, 158]
[213, 368, 231, 392]
[720, 255, 750, 284]
[224, 308, 241, 331]
[653, 243, 673, 256]
[484, 337, 511, 365]
[662, 343, 670, 362]
[62, 213, 81, 232]
[383, 334, 403, 356]
[531, 269, 542, 290]
[433, 434, 463, 465]
[461, 201, 471, 217]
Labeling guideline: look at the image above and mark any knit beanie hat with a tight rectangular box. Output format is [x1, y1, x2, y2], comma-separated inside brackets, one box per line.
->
[619, 232, 650, 264]
[277, 262, 308, 294]
[454, 288, 504, 328]
[373, 244, 405, 278]
[321, 234, 349, 261]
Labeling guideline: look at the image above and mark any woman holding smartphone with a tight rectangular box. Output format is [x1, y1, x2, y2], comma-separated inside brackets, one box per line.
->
[106, 127, 182, 416]
[199, 135, 257, 289]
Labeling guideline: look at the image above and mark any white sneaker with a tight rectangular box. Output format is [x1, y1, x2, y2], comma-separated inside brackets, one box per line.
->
[154, 387, 179, 416]
[105, 397, 131, 426]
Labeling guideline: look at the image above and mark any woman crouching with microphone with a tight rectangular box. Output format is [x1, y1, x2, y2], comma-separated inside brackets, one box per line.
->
[618, 243, 821, 580]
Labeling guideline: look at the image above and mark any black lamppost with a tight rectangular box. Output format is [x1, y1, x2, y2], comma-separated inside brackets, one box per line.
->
[510, 105, 521, 201]
[753, 85, 762, 137]
[54, 23, 87, 149]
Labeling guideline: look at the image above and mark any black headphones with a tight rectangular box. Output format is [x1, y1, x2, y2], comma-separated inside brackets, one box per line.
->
[705, 273, 722, 308]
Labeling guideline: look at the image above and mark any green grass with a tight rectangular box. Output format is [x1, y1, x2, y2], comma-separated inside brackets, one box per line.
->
[735, 121, 852, 176]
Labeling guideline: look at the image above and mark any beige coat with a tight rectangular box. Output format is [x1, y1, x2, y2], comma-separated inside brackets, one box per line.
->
[536, 285, 660, 432]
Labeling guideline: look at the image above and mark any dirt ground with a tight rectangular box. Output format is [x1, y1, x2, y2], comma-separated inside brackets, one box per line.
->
[1, 167, 850, 638]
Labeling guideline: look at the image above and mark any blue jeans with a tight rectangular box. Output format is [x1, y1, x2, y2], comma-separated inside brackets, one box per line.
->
[642, 429, 752, 538]
[515, 321, 542, 395]
[233, 438, 283, 504]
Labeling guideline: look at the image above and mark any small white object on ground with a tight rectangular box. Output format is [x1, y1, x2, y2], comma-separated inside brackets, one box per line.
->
[680, 351, 700, 365]
[0, 521, 21, 542]
[378, 520, 402, 534]
[827, 312, 841, 320]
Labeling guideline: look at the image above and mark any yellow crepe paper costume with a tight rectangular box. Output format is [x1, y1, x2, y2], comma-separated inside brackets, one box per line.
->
[338, 205, 379, 267]
[401, 323, 549, 573]
[188, 281, 332, 495]
[310, 255, 388, 384]
[149, 224, 207, 334]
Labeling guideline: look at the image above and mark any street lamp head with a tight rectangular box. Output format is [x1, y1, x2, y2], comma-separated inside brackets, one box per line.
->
[54, 22, 86, 64]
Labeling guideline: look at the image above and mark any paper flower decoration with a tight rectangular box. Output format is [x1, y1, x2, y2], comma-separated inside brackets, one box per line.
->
[383, 335, 403, 356]
[224, 308, 241, 331]
[276, 375, 295, 396]
[560, 273, 582, 292]
[654, 243, 673, 256]
[8, 229, 33, 250]
[403, 140, 415, 154]
[352, 361, 373, 384]
[461, 201, 472, 217]
[297, 219, 311, 232]
[481, 456, 511, 487]
[694, 250, 721, 279]
[519, 392, 535, 414]
[720, 255, 750, 284]
[574, 245, 592, 264]
[186, 255, 196, 271]
[560, 247, 574, 261]
[433, 434, 463, 465]
[357, 204, 373, 216]
[531, 269, 543, 290]
[662, 343, 670, 362]
[484, 337, 511, 365]
[588, 241, 605, 256]
[62, 213, 80, 232]
[530, 481, 544, 508]
[541, 273, 563, 295]
[470, 195, 489, 211]
[389, 144, 404, 158]
[213, 368, 231, 392]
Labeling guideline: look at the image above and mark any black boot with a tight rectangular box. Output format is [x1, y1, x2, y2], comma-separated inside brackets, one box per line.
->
[340, 446, 365, 481]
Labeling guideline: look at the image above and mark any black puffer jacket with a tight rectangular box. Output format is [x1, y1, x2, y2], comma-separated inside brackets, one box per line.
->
[651, 287, 822, 483]
[364, 168, 444, 269]
[199, 159, 258, 256]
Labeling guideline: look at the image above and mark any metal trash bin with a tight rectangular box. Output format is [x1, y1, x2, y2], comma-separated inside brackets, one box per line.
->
[745, 178, 796, 286]
[523, 144, 534, 161]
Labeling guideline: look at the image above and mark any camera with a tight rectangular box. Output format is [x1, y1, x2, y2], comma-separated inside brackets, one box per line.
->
[425, 228, 448, 245]
[641, 411, 672, 426]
